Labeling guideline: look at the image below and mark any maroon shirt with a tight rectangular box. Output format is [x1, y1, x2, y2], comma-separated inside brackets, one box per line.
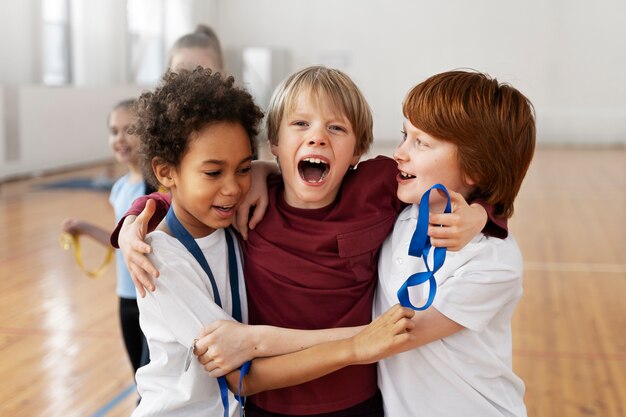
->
[111, 155, 507, 416]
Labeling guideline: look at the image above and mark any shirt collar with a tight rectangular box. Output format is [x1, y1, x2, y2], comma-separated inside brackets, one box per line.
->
[398, 204, 419, 222]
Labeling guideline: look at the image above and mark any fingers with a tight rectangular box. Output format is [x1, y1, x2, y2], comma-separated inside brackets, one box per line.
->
[429, 211, 461, 228]
[138, 199, 156, 223]
[129, 261, 156, 294]
[194, 338, 208, 357]
[207, 366, 228, 378]
[131, 274, 147, 298]
[195, 350, 233, 377]
[438, 188, 466, 210]
[235, 204, 250, 240]
[248, 199, 267, 231]
[192, 339, 228, 376]
[130, 238, 153, 255]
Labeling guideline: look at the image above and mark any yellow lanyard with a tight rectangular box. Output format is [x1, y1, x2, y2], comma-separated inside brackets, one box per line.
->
[59, 233, 114, 278]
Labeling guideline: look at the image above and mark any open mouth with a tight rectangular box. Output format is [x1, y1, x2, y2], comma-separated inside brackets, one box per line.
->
[399, 171, 416, 180]
[214, 205, 235, 213]
[298, 157, 329, 183]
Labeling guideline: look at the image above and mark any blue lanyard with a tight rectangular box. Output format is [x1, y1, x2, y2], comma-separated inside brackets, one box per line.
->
[165, 206, 249, 417]
[397, 184, 451, 311]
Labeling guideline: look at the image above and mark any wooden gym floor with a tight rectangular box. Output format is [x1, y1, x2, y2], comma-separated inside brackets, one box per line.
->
[0, 146, 624, 417]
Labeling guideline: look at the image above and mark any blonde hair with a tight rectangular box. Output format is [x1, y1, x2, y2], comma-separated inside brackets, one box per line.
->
[265, 66, 373, 157]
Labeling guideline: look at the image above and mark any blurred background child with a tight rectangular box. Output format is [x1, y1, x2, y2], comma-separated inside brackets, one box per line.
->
[60, 99, 149, 392]
[168, 24, 224, 72]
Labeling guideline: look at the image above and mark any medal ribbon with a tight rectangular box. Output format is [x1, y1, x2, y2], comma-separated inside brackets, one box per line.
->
[59, 233, 114, 278]
[165, 206, 249, 417]
[397, 183, 451, 310]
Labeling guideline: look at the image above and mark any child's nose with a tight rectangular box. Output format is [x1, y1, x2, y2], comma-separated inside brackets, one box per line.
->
[307, 129, 328, 146]
[221, 175, 242, 196]
[393, 140, 409, 162]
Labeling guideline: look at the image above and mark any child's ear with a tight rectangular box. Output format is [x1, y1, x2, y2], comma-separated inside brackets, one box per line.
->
[463, 172, 478, 187]
[270, 143, 279, 157]
[152, 157, 175, 188]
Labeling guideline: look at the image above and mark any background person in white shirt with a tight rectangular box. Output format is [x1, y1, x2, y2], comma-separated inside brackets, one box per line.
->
[372, 70, 535, 417]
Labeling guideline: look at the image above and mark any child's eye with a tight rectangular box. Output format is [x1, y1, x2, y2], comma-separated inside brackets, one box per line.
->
[204, 171, 221, 178]
[400, 130, 407, 142]
[293, 121, 308, 127]
[415, 137, 428, 147]
[329, 125, 347, 133]
[238, 166, 252, 175]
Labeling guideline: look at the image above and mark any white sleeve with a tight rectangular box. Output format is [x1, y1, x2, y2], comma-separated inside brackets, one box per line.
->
[142, 250, 234, 347]
[432, 237, 523, 332]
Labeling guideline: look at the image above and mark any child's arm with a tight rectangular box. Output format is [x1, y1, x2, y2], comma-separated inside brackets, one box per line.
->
[221, 305, 416, 396]
[116, 199, 163, 297]
[61, 218, 111, 247]
[221, 304, 461, 397]
[194, 321, 364, 376]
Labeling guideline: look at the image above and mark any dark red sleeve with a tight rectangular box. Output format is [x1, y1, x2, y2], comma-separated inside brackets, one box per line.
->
[475, 199, 508, 239]
[109, 192, 172, 248]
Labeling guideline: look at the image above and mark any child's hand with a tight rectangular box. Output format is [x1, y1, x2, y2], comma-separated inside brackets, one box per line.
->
[234, 161, 275, 240]
[351, 304, 415, 364]
[119, 199, 158, 297]
[194, 320, 257, 377]
[428, 189, 487, 251]
[61, 218, 83, 236]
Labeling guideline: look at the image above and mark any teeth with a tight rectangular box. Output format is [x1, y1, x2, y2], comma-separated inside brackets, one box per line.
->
[400, 171, 415, 179]
[302, 157, 327, 165]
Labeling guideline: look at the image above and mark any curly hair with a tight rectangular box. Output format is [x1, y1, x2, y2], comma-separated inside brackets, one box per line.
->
[132, 68, 264, 188]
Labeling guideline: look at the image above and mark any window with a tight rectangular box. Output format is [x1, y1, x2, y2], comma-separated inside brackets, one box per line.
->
[127, 0, 165, 85]
[127, 0, 194, 85]
[42, 0, 72, 85]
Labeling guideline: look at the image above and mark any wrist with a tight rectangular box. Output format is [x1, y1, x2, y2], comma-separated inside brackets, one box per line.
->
[339, 337, 361, 366]
[249, 325, 267, 357]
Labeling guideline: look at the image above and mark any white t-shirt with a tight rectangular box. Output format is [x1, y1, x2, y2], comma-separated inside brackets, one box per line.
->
[374, 205, 527, 417]
[132, 228, 247, 417]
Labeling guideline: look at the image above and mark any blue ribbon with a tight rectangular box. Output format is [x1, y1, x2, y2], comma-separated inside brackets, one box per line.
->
[235, 360, 252, 416]
[397, 184, 451, 310]
[165, 207, 247, 417]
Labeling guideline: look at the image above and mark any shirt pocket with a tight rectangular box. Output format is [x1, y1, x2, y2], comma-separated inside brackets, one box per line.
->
[337, 214, 397, 281]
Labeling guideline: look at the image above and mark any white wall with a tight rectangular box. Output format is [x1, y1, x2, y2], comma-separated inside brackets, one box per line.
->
[0, 85, 143, 180]
[0, 0, 40, 84]
[71, 0, 128, 85]
[0, 0, 624, 181]
[213, 0, 626, 145]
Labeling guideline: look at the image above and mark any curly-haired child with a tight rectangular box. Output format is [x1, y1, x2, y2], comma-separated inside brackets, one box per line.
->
[130, 68, 263, 416]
